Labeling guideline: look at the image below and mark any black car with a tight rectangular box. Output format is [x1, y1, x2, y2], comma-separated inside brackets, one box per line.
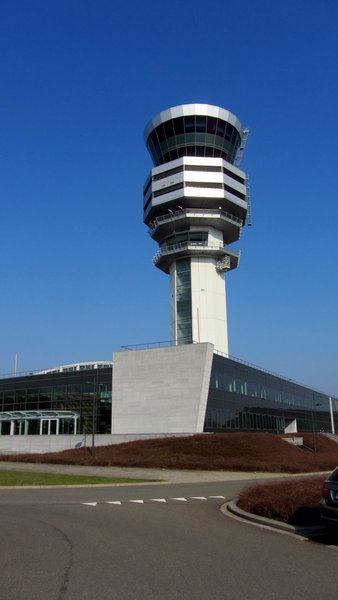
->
[320, 467, 338, 525]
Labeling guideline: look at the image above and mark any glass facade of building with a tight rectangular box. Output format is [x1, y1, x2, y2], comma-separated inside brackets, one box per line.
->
[206, 354, 337, 433]
[0, 367, 112, 436]
[176, 258, 193, 344]
[147, 115, 241, 166]
[0, 353, 336, 437]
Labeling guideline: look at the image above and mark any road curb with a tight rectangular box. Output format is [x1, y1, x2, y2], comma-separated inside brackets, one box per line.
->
[223, 500, 328, 537]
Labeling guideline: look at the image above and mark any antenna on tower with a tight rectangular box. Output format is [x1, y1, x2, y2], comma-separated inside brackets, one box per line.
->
[234, 128, 249, 169]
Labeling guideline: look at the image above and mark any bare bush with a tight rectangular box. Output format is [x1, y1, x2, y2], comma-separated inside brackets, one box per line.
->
[238, 476, 325, 525]
[1, 432, 337, 473]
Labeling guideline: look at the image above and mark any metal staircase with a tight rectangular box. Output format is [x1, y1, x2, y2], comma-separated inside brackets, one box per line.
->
[234, 128, 249, 168]
[245, 174, 252, 226]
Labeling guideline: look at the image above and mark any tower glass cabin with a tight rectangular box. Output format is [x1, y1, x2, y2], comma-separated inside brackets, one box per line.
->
[143, 104, 248, 354]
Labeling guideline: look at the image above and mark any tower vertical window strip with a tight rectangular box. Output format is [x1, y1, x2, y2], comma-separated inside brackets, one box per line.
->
[176, 258, 192, 344]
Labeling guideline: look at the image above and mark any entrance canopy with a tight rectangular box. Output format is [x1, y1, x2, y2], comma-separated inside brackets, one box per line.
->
[0, 410, 79, 421]
[0, 410, 79, 436]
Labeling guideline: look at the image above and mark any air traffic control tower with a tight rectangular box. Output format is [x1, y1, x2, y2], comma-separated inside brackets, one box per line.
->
[143, 104, 250, 355]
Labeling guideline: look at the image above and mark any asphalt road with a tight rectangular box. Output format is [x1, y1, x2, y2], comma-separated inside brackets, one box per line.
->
[0, 480, 337, 600]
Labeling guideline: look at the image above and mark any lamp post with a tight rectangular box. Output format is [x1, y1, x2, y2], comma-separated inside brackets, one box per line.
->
[311, 399, 321, 454]
[91, 377, 96, 457]
[85, 378, 97, 457]
[84, 375, 107, 457]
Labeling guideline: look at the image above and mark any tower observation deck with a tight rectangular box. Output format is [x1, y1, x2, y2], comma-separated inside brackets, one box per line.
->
[143, 104, 249, 355]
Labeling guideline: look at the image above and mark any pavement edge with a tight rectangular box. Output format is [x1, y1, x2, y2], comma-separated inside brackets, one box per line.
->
[222, 500, 328, 538]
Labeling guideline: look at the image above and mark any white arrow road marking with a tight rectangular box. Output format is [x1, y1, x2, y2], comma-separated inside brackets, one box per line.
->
[190, 496, 207, 500]
[81, 495, 226, 508]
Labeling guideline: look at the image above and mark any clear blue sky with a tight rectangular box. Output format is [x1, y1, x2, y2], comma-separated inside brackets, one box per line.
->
[0, 0, 337, 395]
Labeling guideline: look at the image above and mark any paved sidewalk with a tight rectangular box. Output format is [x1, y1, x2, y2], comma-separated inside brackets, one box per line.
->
[0, 461, 330, 484]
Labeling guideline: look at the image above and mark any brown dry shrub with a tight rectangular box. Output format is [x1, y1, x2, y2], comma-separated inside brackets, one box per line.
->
[1, 433, 337, 473]
[238, 476, 325, 525]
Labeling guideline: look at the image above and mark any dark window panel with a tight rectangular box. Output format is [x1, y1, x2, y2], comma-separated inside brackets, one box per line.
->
[173, 117, 184, 135]
[156, 123, 166, 143]
[164, 120, 174, 138]
[196, 116, 207, 132]
[224, 122, 232, 140]
[186, 145, 196, 156]
[169, 148, 179, 161]
[177, 146, 186, 158]
[184, 115, 195, 132]
[195, 145, 206, 157]
[207, 116, 217, 134]
[205, 146, 214, 157]
[216, 119, 225, 137]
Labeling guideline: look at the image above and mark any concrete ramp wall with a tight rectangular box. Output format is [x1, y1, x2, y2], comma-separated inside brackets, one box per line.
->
[0, 433, 195, 454]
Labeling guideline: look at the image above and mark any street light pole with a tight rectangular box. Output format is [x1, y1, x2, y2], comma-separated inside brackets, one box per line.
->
[311, 405, 317, 454]
[311, 399, 321, 454]
[91, 377, 96, 457]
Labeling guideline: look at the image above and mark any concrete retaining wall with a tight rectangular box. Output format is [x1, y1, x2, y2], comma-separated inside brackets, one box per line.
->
[0, 432, 195, 454]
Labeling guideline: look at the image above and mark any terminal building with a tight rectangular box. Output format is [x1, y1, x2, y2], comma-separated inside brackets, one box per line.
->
[0, 104, 336, 452]
[0, 349, 336, 451]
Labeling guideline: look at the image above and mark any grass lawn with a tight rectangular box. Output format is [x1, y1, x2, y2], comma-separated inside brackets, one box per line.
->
[0, 470, 156, 487]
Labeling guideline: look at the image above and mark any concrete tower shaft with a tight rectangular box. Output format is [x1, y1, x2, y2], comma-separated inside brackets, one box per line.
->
[143, 104, 249, 354]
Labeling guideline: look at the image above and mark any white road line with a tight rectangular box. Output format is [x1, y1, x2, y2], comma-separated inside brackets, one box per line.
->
[129, 500, 144, 504]
[82, 502, 97, 507]
[209, 495, 225, 499]
[190, 496, 207, 500]
[150, 498, 167, 503]
[106, 501, 122, 505]
[170, 497, 187, 502]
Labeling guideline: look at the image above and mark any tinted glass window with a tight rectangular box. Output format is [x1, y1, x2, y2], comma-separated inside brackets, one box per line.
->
[216, 119, 225, 136]
[164, 120, 174, 138]
[224, 123, 232, 140]
[186, 146, 196, 156]
[169, 148, 178, 160]
[156, 124, 166, 142]
[196, 116, 207, 132]
[184, 116, 195, 132]
[173, 117, 184, 135]
[195, 145, 206, 157]
[207, 116, 217, 134]
[176, 258, 192, 344]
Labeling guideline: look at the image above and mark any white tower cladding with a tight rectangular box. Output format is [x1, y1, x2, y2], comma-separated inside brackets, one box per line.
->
[143, 104, 248, 355]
